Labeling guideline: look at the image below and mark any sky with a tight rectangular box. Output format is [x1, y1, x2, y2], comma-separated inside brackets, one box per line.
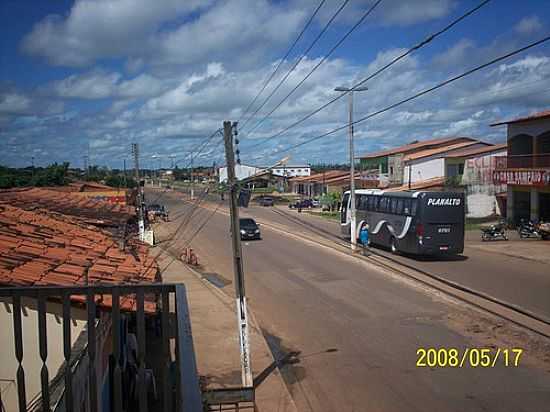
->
[1, 0, 549, 169]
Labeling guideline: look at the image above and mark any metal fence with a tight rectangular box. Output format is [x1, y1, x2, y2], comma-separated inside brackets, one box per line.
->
[0, 283, 202, 412]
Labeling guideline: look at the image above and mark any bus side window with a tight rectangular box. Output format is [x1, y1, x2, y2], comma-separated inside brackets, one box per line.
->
[357, 195, 364, 210]
[390, 198, 398, 214]
[380, 197, 388, 213]
[403, 199, 411, 215]
[367, 195, 373, 211]
[411, 199, 418, 216]
[396, 199, 404, 214]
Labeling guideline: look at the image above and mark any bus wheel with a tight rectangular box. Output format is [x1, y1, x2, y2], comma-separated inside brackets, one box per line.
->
[390, 237, 399, 254]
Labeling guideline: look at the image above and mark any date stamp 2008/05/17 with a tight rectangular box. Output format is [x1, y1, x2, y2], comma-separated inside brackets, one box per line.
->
[416, 348, 523, 368]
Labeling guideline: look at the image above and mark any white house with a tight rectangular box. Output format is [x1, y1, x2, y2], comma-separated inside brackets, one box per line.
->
[402, 142, 507, 217]
[402, 140, 491, 184]
[271, 165, 311, 178]
[218, 164, 263, 183]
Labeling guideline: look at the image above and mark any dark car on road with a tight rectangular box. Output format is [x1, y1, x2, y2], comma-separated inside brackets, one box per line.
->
[258, 197, 274, 206]
[289, 199, 314, 209]
[239, 218, 261, 240]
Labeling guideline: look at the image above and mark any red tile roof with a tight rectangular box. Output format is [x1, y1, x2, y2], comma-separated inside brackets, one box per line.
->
[0, 187, 134, 226]
[444, 143, 507, 158]
[491, 110, 550, 126]
[402, 141, 484, 161]
[290, 170, 348, 183]
[358, 137, 476, 159]
[386, 177, 446, 192]
[0, 204, 158, 311]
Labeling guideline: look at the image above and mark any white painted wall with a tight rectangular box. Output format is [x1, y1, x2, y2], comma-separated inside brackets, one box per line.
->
[218, 165, 263, 182]
[403, 158, 445, 183]
[272, 166, 311, 178]
[0, 299, 87, 412]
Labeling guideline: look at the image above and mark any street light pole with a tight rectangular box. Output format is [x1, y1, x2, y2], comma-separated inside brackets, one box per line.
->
[335, 86, 367, 252]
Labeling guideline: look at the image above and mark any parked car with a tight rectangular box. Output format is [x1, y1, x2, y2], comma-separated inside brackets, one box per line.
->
[289, 199, 314, 209]
[239, 218, 261, 240]
[147, 204, 168, 221]
[311, 199, 320, 207]
[258, 197, 274, 207]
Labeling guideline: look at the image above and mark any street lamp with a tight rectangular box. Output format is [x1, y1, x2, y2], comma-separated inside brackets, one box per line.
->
[334, 86, 368, 251]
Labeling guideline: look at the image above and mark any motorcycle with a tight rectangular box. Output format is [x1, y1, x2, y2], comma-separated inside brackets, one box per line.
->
[480, 221, 508, 241]
[537, 221, 550, 240]
[517, 219, 541, 239]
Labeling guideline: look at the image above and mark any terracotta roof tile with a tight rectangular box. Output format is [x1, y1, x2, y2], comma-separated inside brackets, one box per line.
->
[0, 203, 159, 312]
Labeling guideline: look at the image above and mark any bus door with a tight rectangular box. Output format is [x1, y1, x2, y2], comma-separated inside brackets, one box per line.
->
[341, 192, 350, 226]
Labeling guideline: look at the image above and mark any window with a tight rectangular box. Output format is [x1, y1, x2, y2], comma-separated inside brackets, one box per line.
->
[378, 196, 388, 212]
[390, 198, 398, 214]
[403, 199, 412, 215]
[396, 199, 404, 214]
[411, 199, 418, 216]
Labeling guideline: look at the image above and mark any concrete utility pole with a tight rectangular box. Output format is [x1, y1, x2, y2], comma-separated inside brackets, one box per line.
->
[335, 86, 367, 251]
[190, 156, 195, 200]
[132, 143, 145, 241]
[223, 120, 253, 388]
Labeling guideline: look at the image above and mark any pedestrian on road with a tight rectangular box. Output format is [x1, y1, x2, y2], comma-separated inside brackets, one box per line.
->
[359, 223, 370, 256]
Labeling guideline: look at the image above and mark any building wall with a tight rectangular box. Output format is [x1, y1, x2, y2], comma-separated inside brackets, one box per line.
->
[404, 158, 445, 183]
[387, 154, 404, 185]
[0, 298, 87, 412]
[504, 118, 550, 223]
[218, 165, 262, 182]
[508, 118, 550, 141]
[272, 166, 310, 178]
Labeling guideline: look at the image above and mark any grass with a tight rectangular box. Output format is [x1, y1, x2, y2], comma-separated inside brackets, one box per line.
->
[304, 210, 340, 222]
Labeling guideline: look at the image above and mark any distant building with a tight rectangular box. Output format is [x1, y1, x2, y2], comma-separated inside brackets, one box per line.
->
[402, 140, 492, 185]
[492, 110, 550, 223]
[218, 164, 263, 183]
[271, 165, 311, 178]
[357, 137, 477, 186]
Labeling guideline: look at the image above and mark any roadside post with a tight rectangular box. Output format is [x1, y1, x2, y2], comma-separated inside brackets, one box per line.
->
[223, 120, 253, 388]
[132, 143, 145, 241]
[334, 86, 368, 251]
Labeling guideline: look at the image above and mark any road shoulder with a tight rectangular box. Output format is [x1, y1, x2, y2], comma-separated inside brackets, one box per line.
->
[156, 244, 298, 412]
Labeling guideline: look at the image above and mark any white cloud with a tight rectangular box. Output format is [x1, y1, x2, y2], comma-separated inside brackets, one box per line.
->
[433, 39, 475, 67]
[0, 93, 31, 114]
[20, 0, 210, 66]
[46, 70, 167, 99]
[514, 16, 543, 35]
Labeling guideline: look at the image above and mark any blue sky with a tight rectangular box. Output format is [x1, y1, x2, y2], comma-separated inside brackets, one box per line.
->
[1, 0, 549, 169]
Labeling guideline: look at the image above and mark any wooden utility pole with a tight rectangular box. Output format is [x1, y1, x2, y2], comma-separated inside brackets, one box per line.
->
[223, 120, 253, 388]
[132, 143, 145, 241]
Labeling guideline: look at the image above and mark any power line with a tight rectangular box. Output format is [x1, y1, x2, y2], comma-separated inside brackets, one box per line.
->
[237, 0, 327, 124]
[245, 0, 492, 152]
[239, 0, 351, 131]
[243, 0, 383, 138]
[249, 34, 550, 162]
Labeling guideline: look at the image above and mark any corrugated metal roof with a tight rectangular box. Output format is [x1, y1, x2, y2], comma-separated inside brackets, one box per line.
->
[491, 110, 550, 126]
[357, 137, 476, 159]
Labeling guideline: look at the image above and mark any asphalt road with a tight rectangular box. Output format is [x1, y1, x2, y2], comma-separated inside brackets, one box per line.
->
[154, 190, 550, 412]
[246, 205, 550, 321]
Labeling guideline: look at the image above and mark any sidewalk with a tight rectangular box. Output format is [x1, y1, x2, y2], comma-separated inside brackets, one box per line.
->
[155, 244, 297, 411]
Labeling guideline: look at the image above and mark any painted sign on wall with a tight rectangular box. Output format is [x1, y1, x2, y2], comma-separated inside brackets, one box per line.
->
[493, 170, 550, 186]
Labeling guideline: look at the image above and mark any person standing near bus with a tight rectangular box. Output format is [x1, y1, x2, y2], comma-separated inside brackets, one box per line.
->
[359, 223, 370, 256]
